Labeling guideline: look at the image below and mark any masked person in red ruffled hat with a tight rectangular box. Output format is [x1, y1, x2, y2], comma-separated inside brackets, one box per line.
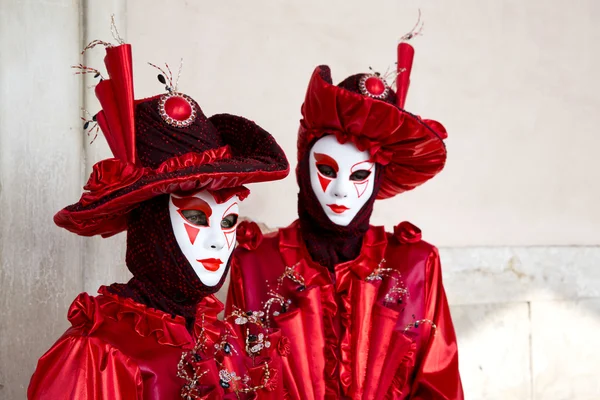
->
[28, 36, 290, 399]
[226, 35, 463, 399]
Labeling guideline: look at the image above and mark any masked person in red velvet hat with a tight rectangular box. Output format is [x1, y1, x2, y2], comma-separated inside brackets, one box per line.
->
[226, 36, 463, 399]
[28, 37, 290, 400]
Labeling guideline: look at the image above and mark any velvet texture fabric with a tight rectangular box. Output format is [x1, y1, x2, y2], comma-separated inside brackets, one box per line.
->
[107, 195, 229, 326]
[56, 107, 289, 238]
[55, 43, 289, 238]
[297, 142, 383, 270]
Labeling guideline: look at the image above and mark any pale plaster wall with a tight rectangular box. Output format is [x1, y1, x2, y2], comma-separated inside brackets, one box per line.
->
[1, 0, 599, 399]
[0, 1, 83, 399]
[123, 0, 600, 248]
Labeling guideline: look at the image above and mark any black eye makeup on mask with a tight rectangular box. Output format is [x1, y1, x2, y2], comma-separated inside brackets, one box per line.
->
[349, 170, 372, 181]
[181, 210, 209, 226]
[220, 214, 238, 229]
[317, 164, 337, 178]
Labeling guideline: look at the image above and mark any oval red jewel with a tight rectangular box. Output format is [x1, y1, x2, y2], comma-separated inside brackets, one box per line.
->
[164, 96, 193, 121]
[364, 76, 386, 96]
[358, 73, 389, 100]
[158, 92, 197, 128]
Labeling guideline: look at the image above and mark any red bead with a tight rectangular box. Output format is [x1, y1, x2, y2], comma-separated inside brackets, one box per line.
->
[364, 76, 386, 96]
[164, 96, 192, 121]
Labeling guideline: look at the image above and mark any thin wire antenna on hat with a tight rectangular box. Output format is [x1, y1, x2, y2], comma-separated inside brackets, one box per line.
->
[165, 62, 175, 89]
[363, 9, 425, 90]
[383, 65, 405, 80]
[110, 14, 125, 45]
[364, 9, 426, 96]
[365, 62, 409, 92]
[368, 66, 381, 76]
[364, 64, 406, 92]
[81, 39, 113, 54]
[81, 15, 124, 54]
[71, 64, 105, 80]
[148, 62, 175, 92]
[368, 65, 394, 84]
[382, 65, 391, 80]
[361, 65, 410, 94]
[80, 108, 100, 144]
[174, 58, 183, 92]
[388, 66, 407, 90]
[400, 9, 424, 42]
[165, 62, 174, 83]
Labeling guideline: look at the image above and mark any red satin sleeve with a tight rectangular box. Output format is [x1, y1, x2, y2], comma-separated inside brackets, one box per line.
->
[28, 334, 143, 400]
[225, 255, 247, 316]
[409, 248, 464, 399]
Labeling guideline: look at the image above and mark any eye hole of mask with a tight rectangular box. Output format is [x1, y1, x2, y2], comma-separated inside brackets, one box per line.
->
[317, 164, 337, 178]
[349, 170, 372, 181]
[181, 209, 209, 226]
[220, 213, 239, 229]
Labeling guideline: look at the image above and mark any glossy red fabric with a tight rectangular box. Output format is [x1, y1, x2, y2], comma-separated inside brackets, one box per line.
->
[77, 147, 228, 207]
[298, 65, 447, 199]
[55, 127, 288, 238]
[95, 44, 136, 164]
[227, 221, 463, 399]
[58, 43, 289, 238]
[56, 113, 289, 237]
[396, 43, 414, 109]
[28, 288, 284, 399]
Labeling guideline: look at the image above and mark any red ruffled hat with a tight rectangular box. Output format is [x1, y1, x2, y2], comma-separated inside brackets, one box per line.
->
[297, 42, 447, 200]
[56, 43, 289, 237]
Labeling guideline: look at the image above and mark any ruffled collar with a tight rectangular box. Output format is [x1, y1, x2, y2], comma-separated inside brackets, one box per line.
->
[66, 286, 224, 348]
[279, 220, 388, 293]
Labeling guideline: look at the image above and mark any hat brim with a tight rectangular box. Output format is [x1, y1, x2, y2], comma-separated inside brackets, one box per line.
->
[299, 66, 447, 200]
[55, 114, 289, 237]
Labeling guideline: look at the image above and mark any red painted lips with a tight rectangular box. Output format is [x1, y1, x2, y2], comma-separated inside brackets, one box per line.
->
[327, 204, 349, 214]
[196, 258, 223, 272]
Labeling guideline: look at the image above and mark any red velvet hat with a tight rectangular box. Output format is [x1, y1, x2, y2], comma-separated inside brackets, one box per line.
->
[55, 43, 289, 237]
[297, 42, 447, 200]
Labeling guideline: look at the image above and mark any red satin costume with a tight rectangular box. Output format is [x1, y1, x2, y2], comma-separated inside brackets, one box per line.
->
[29, 288, 226, 399]
[228, 221, 462, 399]
[226, 43, 463, 399]
[28, 39, 289, 399]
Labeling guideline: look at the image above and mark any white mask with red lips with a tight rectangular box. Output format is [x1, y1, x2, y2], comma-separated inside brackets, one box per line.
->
[309, 135, 376, 226]
[168, 191, 240, 287]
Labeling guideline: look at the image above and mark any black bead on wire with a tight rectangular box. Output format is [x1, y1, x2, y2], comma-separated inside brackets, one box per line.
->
[80, 111, 99, 144]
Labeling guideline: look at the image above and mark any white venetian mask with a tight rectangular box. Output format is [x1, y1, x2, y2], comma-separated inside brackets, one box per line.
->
[168, 190, 240, 286]
[308, 135, 376, 226]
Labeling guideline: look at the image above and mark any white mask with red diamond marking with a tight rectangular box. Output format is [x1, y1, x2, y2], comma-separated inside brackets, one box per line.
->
[309, 135, 376, 226]
[168, 190, 240, 286]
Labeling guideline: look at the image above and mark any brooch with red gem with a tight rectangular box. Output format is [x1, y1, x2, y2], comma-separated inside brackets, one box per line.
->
[359, 73, 390, 100]
[158, 92, 197, 128]
[149, 60, 197, 128]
